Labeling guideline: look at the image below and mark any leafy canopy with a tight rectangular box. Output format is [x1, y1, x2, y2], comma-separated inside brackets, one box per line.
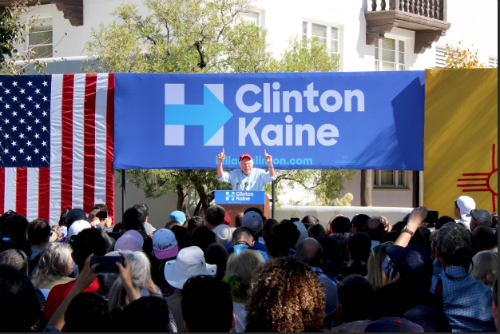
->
[0, 0, 48, 75]
[86, 0, 351, 215]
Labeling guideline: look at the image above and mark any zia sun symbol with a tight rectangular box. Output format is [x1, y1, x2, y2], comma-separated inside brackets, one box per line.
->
[457, 144, 498, 212]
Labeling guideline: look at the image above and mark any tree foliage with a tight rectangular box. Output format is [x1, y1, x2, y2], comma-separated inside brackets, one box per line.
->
[87, 0, 352, 216]
[444, 41, 485, 69]
[0, 0, 48, 75]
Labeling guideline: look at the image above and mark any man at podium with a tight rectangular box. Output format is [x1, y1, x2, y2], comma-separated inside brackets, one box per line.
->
[217, 149, 276, 191]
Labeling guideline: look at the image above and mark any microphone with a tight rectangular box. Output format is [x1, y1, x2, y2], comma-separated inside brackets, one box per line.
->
[236, 182, 240, 190]
[244, 182, 248, 190]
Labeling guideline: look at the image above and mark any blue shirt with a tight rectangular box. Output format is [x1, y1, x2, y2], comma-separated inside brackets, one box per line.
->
[218, 168, 275, 191]
[232, 244, 269, 262]
[430, 266, 496, 332]
[30, 247, 42, 261]
[312, 267, 339, 285]
[225, 241, 266, 252]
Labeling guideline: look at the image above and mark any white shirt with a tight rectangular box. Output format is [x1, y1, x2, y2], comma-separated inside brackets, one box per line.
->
[218, 168, 275, 191]
[232, 302, 247, 333]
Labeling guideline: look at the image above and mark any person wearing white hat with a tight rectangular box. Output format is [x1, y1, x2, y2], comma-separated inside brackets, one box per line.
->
[454, 196, 476, 231]
[215, 224, 233, 245]
[67, 220, 91, 240]
[165, 246, 217, 333]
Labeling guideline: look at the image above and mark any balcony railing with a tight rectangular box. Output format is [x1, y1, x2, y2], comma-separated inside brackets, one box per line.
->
[365, 0, 451, 53]
[370, 0, 446, 20]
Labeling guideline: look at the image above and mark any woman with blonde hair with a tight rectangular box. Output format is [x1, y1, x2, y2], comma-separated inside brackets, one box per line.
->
[101, 250, 155, 311]
[245, 258, 325, 332]
[223, 249, 264, 332]
[366, 242, 392, 291]
[470, 250, 498, 289]
[31, 242, 74, 290]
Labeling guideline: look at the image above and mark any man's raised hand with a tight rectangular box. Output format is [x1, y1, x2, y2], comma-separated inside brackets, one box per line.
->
[217, 148, 226, 164]
[264, 149, 272, 165]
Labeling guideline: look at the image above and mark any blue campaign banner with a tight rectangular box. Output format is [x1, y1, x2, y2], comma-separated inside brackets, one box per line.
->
[114, 71, 425, 170]
[214, 190, 266, 205]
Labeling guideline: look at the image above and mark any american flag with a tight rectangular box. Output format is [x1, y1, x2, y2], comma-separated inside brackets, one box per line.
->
[0, 74, 115, 224]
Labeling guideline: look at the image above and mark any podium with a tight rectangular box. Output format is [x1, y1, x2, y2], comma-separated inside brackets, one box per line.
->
[214, 190, 270, 227]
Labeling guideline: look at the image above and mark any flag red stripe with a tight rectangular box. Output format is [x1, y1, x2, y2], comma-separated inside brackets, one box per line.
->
[61, 75, 74, 212]
[0, 168, 5, 214]
[457, 184, 488, 187]
[106, 73, 115, 223]
[16, 168, 27, 217]
[83, 74, 97, 213]
[38, 168, 50, 220]
[462, 189, 489, 192]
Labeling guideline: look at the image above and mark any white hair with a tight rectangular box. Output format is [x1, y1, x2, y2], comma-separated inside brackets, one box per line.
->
[103, 250, 151, 311]
[30, 242, 73, 288]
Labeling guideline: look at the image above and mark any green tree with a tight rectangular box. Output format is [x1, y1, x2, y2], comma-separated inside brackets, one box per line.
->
[86, 0, 353, 217]
[0, 0, 48, 75]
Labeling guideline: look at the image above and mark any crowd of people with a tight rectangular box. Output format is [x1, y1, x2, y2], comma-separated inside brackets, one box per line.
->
[0, 195, 497, 332]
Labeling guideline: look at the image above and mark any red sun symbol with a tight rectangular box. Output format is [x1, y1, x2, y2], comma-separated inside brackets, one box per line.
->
[457, 144, 498, 212]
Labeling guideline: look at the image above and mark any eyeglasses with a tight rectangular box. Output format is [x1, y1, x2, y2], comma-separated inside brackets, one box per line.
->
[370, 241, 394, 256]
[16, 248, 28, 260]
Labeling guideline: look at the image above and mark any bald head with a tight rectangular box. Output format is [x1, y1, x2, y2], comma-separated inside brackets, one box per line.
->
[296, 237, 323, 267]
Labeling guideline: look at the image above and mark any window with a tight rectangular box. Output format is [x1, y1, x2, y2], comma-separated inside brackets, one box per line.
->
[488, 56, 498, 68]
[302, 21, 340, 54]
[374, 170, 406, 188]
[375, 38, 405, 71]
[29, 18, 53, 58]
[435, 45, 447, 68]
[240, 11, 260, 26]
[374, 37, 407, 184]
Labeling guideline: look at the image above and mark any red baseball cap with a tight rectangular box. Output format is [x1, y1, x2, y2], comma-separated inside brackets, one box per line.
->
[222, 213, 231, 225]
[239, 153, 252, 162]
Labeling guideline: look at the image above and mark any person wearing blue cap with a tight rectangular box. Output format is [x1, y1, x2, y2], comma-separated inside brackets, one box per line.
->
[169, 211, 186, 226]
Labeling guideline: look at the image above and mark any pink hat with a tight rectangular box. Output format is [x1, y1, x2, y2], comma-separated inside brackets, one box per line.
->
[153, 228, 179, 260]
[114, 230, 144, 252]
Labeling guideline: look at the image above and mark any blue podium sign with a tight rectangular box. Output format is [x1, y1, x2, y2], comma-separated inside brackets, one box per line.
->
[214, 190, 266, 205]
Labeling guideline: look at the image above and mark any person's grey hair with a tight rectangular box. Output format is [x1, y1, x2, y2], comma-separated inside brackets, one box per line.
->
[224, 249, 263, 298]
[31, 242, 73, 288]
[103, 250, 151, 311]
[337, 320, 373, 332]
[470, 250, 498, 289]
[0, 249, 28, 273]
